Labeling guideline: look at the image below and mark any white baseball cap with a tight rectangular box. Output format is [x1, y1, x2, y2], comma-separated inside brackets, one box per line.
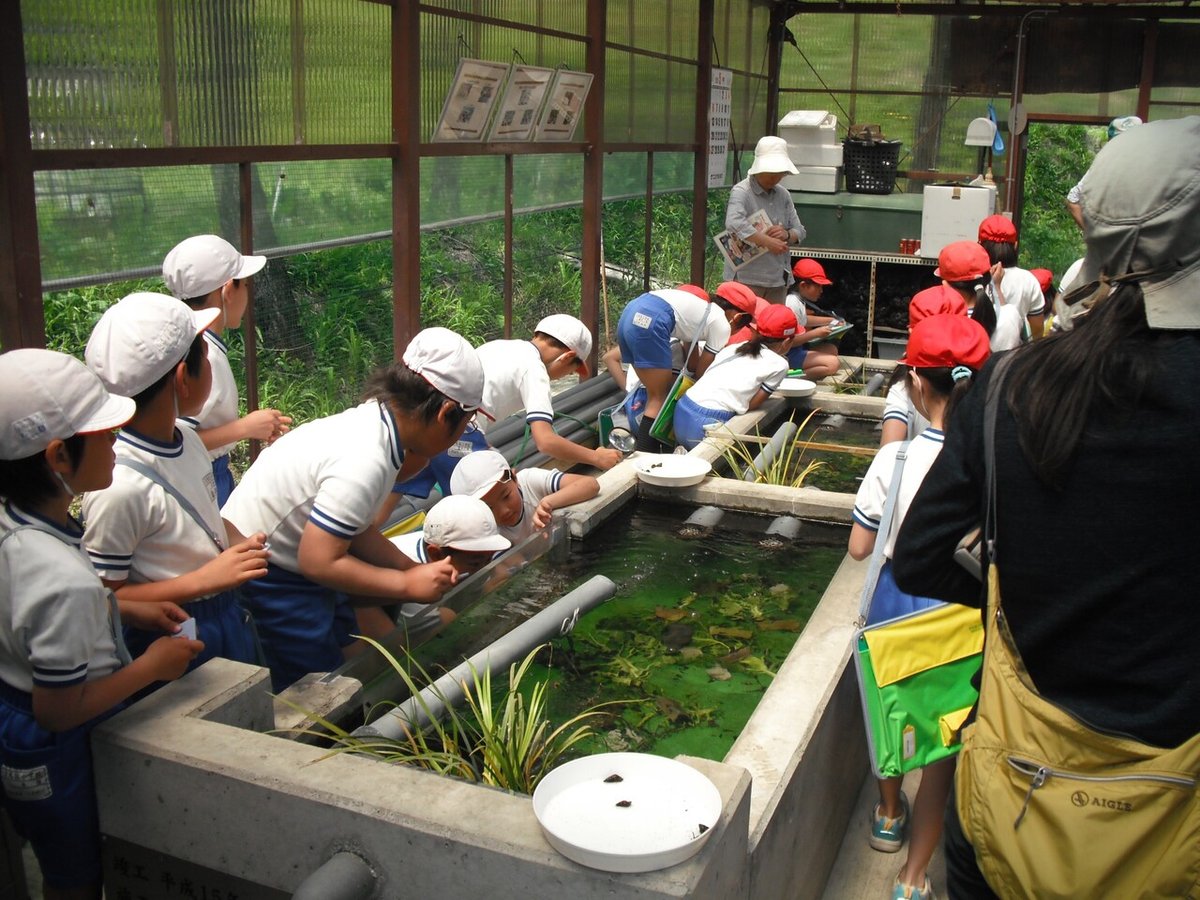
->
[85, 292, 221, 397]
[423, 495, 511, 553]
[449, 449, 511, 500]
[535, 313, 592, 376]
[0, 349, 136, 460]
[162, 234, 267, 299]
[401, 327, 490, 418]
[748, 135, 799, 176]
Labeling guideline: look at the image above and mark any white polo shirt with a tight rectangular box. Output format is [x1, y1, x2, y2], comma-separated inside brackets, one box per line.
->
[476, 340, 555, 433]
[883, 379, 930, 442]
[989, 305, 1023, 352]
[0, 503, 124, 691]
[988, 266, 1046, 320]
[83, 426, 224, 587]
[179, 330, 239, 459]
[222, 400, 404, 573]
[684, 344, 788, 414]
[653, 289, 732, 353]
[852, 428, 945, 558]
[500, 468, 564, 544]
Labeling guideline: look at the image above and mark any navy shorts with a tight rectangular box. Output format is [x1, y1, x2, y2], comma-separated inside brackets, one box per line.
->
[786, 345, 809, 369]
[673, 394, 735, 450]
[866, 561, 942, 626]
[241, 564, 351, 691]
[393, 425, 490, 498]
[0, 683, 114, 888]
[123, 589, 260, 672]
[212, 454, 236, 508]
[618, 294, 676, 370]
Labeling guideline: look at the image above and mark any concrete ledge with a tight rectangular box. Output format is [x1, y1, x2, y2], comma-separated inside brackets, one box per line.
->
[94, 660, 754, 899]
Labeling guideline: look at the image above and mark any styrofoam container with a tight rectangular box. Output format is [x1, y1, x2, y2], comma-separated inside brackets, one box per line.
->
[782, 166, 840, 194]
[632, 454, 712, 487]
[788, 142, 843, 168]
[776, 377, 817, 398]
[532, 752, 722, 873]
[919, 183, 997, 258]
[779, 110, 838, 146]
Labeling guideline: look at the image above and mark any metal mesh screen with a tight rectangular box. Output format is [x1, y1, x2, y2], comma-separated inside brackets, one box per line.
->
[255, 159, 392, 252]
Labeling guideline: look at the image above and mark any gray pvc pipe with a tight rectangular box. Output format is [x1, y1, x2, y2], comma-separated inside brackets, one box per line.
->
[683, 505, 725, 530]
[355, 574, 617, 740]
[292, 851, 375, 900]
[765, 515, 803, 539]
[864, 372, 887, 397]
[742, 420, 800, 482]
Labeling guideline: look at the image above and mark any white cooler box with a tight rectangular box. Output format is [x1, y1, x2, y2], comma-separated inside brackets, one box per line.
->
[783, 166, 840, 194]
[919, 183, 998, 258]
[779, 110, 838, 147]
[789, 142, 844, 168]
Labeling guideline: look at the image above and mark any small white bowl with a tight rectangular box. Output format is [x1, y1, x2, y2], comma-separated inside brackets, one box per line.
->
[776, 377, 817, 398]
[633, 454, 712, 487]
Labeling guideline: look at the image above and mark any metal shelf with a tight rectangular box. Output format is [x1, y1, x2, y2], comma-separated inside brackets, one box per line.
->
[792, 247, 935, 266]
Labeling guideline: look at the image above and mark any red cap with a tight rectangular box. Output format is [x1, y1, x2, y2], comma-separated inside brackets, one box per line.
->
[900, 314, 991, 370]
[935, 241, 992, 282]
[676, 284, 710, 302]
[1030, 268, 1054, 293]
[908, 285, 967, 327]
[977, 214, 1018, 244]
[755, 304, 799, 340]
[714, 281, 760, 314]
[792, 257, 832, 285]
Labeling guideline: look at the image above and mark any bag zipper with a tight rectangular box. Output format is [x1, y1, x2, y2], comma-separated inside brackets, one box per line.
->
[1008, 757, 1196, 830]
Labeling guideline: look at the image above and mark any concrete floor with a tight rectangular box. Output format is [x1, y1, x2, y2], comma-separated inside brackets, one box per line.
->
[821, 768, 947, 900]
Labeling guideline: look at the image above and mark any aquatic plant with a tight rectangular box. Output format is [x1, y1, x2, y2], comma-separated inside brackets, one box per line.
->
[711, 407, 827, 487]
[277, 639, 608, 795]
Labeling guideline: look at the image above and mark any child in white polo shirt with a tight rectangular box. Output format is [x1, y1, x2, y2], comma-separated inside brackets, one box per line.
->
[367, 495, 512, 642]
[163, 234, 292, 505]
[673, 304, 797, 449]
[0, 350, 202, 898]
[449, 449, 599, 545]
[82, 293, 269, 674]
[222, 328, 488, 691]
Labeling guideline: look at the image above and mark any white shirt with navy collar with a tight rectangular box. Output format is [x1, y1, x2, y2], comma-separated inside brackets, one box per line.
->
[178, 329, 240, 459]
[852, 427, 946, 559]
[222, 400, 405, 574]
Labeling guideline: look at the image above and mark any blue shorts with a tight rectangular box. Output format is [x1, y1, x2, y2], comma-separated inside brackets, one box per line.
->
[618, 294, 676, 370]
[240, 564, 353, 691]
[786, 345, 809, 370]
[623, 385, 648, 431]
[866, 561, 943, 626]
[212, 454, 236, 508]
[0, 682, 116, 889]
[673, 394, 735, 450]
[123, 589, 260, 673]
[393, 425, 490, 498]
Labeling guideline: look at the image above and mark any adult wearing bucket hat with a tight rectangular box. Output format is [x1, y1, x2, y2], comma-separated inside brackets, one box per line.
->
[895, 116, 1200, 900]
[722, 135, 807, 303]
[223, 327, 488, 691]
[1065, 115, 1142, 228]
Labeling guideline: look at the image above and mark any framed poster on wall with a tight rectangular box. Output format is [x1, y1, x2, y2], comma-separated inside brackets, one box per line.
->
[432, 58, 510, 142]
[534, 69, 593, 142]
[488, 64, 554, 142]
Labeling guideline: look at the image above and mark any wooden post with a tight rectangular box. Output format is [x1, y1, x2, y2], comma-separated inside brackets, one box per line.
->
[690, 0, 715, 286]
[392, 0, 421, 356]
[580, 0, 607, 377]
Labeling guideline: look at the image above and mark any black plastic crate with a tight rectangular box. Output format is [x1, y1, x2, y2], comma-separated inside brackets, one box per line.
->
[843, 139, 901, 195]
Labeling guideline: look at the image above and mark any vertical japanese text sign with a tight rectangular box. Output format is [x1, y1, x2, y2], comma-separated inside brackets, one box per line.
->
[708, 68, 733, 188]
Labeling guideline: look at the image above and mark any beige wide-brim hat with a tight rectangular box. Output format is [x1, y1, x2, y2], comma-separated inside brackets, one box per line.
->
[748, 136, 799, 176]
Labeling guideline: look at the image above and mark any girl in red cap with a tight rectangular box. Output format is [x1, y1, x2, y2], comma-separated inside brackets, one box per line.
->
[848, 313, 991, 900]
[672, 305, 798, 449]
[785, 258, 844, 378]
[936, 241, 1021, 352]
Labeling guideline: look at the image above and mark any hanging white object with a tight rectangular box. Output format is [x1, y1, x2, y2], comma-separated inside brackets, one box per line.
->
[965, 118, 997, 147]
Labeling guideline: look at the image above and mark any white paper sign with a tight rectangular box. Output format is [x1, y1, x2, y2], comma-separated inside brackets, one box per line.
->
[488, 64, 554, 142]
[433, 58, 511, 142]
[708, 68, 733, 188]
[536, 69, 593, 142]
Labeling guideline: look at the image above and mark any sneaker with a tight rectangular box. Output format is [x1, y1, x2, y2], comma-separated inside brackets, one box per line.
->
[868, 792, 909, 852]
[891, 874, 936, 900]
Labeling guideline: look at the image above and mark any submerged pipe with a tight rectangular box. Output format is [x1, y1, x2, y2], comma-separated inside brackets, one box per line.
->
[864, 372, 887, 397]
[765, 516, 803, 540]
[683, 505, 725, 531]
[292, 851, 376, 900]
[355, 575, 617, 740]
[742, 421, 800, 481]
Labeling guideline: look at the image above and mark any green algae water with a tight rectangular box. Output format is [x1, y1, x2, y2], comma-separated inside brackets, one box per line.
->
[407, 502, 847, 763]
[799, 414, 880, 494]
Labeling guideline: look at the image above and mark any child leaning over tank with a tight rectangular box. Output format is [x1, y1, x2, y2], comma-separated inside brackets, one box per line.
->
[0, 350, 203, 900]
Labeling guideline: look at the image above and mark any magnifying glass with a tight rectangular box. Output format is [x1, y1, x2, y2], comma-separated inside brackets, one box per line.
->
[608, 427, 636, 454]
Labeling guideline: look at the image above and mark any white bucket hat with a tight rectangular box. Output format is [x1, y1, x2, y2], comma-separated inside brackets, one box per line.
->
[85, 293, 221, 397]
[449, 449, 511, 500]
[1078, 116, 1200, 330]
[401, 327, 490, 417]
[748, 135, 799, 176]
[423, 495, 511, 553]
[162, 234, 266, 299]
[0, 349, 136, 460]
[535, 313, 592, 376]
